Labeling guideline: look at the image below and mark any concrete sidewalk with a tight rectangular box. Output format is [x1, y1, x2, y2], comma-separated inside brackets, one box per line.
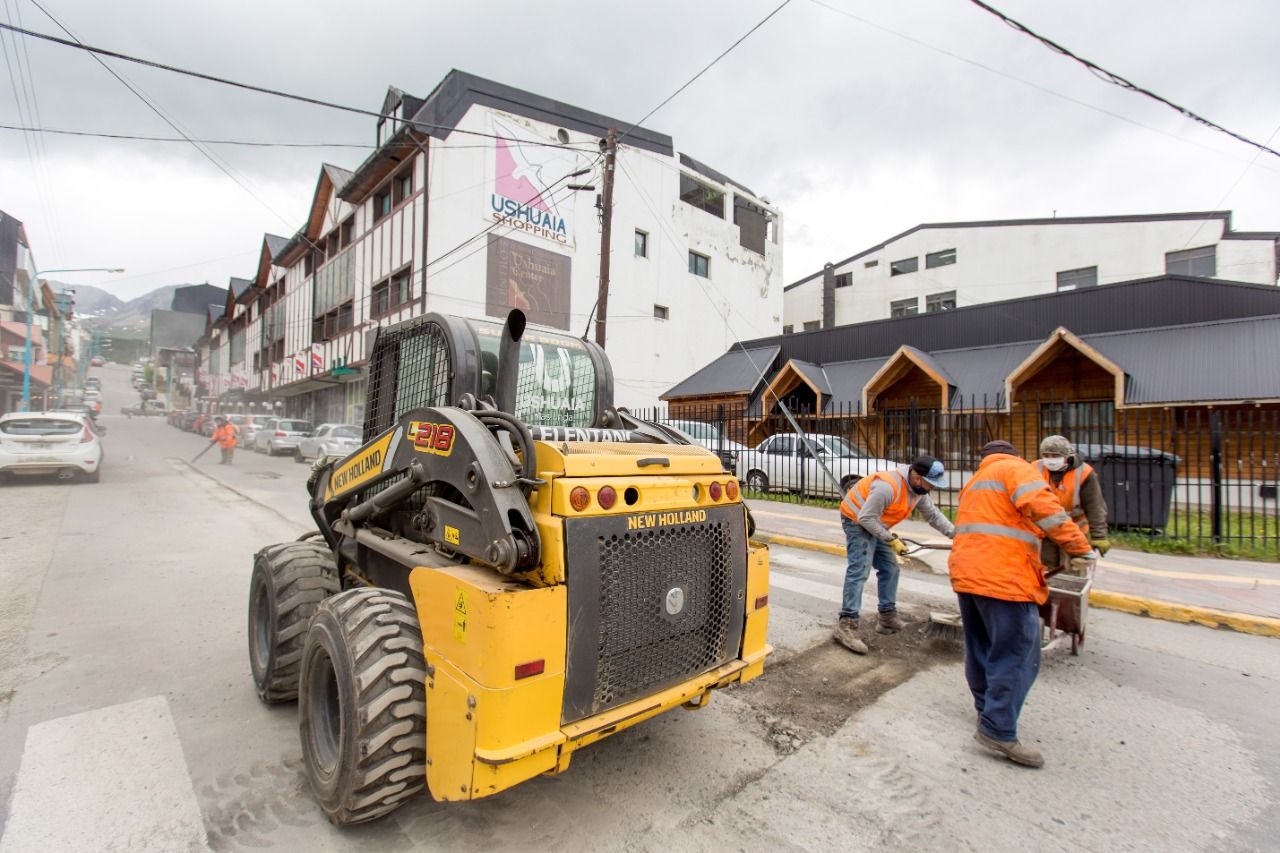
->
[748, 499, 1280, 638]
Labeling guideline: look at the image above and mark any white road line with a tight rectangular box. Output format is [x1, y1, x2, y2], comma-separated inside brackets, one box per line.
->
[1, 696, 209, 852]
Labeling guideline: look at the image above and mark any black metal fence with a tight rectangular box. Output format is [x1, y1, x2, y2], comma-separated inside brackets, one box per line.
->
[632, 397, 1280, 555]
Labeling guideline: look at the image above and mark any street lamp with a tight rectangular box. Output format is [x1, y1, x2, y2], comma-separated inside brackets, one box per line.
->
[23, 267, 124, 411]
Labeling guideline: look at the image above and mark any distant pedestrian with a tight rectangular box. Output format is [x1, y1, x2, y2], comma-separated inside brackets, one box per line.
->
[1035, 434, 1111, 567]
[833, 454, 955, 655]
[210, 416, 238, 465]
[949, 440, 1092, 768]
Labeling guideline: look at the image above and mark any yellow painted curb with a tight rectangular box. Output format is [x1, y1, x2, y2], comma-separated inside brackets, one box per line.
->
[752, 531, 1280, 639]
[1087, 590, 1280, 638]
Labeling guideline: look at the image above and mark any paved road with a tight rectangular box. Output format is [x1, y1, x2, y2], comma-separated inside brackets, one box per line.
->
[0, 364, 1276, 851]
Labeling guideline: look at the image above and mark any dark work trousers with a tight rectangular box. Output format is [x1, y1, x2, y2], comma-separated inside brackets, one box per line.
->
[956, 592, 1041, 742]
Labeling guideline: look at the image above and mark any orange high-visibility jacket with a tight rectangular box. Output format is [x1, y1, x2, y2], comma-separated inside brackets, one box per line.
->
[840, 469, 917, 527]
[1034, 460, 1095, 538]
[949, 453, 1091, 604]
[211, 423, 238, 449]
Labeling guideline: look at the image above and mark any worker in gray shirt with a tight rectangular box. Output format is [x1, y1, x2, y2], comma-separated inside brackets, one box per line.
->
[834, 455, 955, 654]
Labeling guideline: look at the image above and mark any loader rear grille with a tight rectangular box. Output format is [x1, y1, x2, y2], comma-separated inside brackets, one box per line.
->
[562, 506, 747, 722]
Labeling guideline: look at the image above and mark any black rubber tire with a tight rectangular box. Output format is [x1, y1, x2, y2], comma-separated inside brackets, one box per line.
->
[294, 448, 307, 464]
[249, 541, 339, 703]
[745, 470, 769, 493]
[83, 469, 101, 484]
[298, 588, 427, 826]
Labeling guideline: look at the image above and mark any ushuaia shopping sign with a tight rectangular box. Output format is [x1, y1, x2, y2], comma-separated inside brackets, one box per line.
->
[486, 115, 575, 247]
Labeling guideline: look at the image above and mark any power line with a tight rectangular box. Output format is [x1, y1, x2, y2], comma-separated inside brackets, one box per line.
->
[965, 0, 1280, 160]
[0, 19, 594, 152]
[618, 0, 793, 143]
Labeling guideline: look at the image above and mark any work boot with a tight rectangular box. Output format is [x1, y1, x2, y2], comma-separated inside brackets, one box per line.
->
[832, 617, 868, 655]
[875, 610, 907, 635]
[973, 731, 1045, 768]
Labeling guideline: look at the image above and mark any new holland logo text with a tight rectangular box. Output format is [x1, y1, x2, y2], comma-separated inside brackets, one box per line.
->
[408, 421, 456, 456]
[332, 449, 382, 491]
[627, 509, 708, 530]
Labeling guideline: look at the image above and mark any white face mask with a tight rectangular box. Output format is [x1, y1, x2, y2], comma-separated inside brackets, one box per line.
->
[1041, 456, 1068, 472]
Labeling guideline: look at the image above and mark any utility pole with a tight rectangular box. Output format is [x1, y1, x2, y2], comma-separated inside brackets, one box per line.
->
[594, 128, 617, 349]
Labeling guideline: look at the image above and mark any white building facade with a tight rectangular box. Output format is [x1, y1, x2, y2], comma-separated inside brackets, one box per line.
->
[200, 72, 783, 423]
[784, 212, 1279, 332]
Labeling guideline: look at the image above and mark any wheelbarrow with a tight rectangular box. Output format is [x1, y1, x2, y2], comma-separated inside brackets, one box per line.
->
[1042, 559, 1095, 656]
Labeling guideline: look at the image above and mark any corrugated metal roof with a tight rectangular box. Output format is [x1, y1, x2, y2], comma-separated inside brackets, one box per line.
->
[264, 233, 289, 258]
[229, 277, 253, 298]
[901, 345, 955, 387]
[819, 357, 884, 410]
[1084, 315, 1280, 404]
[662, 345, 779, 399]
[790, 360, 831, 397]
[932, 342, 1037, 407]
[752, 276, 1280, 365]
[322, 163, 354, 192]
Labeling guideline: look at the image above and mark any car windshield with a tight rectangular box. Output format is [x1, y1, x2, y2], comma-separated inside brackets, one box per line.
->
[333, 426, 361, 439]
[228, 415, 250, 425]
[1, 418, 83, 436]
[281, 420, 312, 432]
[670, 420, 723, 442]
[810, 436, 869, 457]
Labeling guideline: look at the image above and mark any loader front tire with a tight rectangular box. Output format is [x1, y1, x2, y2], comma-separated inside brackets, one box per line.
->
[298, 588, 427, 826]
[249, 541, 339, 703]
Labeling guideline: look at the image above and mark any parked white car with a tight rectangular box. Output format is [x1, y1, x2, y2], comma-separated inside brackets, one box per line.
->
[295, 423, 362, 463]
[735, 432, 896, 498]
[0, 412, 103, 483]
[662, 419, 749, 469]
[254, 418, 314, 455]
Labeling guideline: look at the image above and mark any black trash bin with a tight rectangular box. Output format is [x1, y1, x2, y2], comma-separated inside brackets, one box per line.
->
[1078, 444, 1181, 531]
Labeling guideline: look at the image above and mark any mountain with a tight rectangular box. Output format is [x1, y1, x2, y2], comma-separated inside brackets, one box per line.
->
[76, 283, 207, 337]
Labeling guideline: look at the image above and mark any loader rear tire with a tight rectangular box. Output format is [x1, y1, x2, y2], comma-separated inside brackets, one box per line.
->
[249, 541, 339, 703]
[298, 588, 427, 826]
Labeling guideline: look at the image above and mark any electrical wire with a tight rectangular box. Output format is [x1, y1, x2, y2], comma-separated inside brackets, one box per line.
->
[965, 0, 1280, 160]
[0, 19, 598, 152]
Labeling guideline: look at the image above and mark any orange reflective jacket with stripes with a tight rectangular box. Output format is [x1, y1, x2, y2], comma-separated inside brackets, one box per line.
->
[1034, 460, 1095, 538]
[949, 453, 1092, 604]
[840, 469, 916, 527]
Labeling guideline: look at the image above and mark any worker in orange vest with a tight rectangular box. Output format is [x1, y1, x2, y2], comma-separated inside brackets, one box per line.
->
[210, 416, 239, 465]
[949, 440, 1092, 769]
[834, 455, 955, 654]
[1035, 434, 1111, 568]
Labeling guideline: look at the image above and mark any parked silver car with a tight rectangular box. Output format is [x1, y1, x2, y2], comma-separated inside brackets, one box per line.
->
[294, 423, 362, 463]
[227, 414, 263, 445]
[253, 417, 313, 455]
[735, 432, 897, 498]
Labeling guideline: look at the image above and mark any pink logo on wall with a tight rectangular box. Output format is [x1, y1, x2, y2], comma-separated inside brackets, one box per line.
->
[486, 115, 575, 247]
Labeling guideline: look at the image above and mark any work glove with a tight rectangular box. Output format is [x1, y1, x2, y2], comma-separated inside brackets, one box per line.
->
[888, 536, 910, 557]
[1066, 556, 1093, 576]
[1090, 538, 1113, 556]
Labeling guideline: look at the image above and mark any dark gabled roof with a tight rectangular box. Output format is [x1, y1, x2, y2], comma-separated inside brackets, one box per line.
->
[322, 163, 353, 191]
[900, 345, 954, 388]
[752, 275, 1280, 366]
[784, 210, 1277, 291]
[169, 283, 225, 315]
[790, 360, 831, 397]
[663, 344, 779, 399]
[264, 234, 289, 258]
[229, 277, 252, 298]
[1085, 315, 1280, 405]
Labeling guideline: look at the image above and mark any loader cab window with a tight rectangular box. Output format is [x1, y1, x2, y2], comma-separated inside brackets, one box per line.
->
[470, 322, 599, 428]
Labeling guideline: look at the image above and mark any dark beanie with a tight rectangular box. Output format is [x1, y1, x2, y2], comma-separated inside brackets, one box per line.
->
[980, 440, 1017, 458]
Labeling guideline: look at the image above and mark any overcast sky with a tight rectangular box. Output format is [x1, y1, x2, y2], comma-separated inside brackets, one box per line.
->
[3, 0, 1278, 303]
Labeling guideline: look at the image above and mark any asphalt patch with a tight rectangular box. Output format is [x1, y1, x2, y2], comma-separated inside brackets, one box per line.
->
[736, 618, 962, 754]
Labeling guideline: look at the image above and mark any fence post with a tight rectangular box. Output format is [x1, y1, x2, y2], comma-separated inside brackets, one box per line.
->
[1210, 411, 1224, 545]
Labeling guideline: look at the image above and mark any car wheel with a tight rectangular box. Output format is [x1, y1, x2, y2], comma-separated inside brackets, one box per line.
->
[294, 448, 307, 464]
[745, 470, 769, 493]
[83, 469, 101, 484]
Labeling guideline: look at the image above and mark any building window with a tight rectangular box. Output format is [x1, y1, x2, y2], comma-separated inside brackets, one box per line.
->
[1056, 266, 1098, 291]
[926, 290, 956, 313]
[864, 259, 878, 268]
[802, 320, 821, 332]
[304, 252, 316, 278]
[733, 195, 767, 254]
[340, 216, 355, 248]
[679, 173, 725, 219]
[890, 257, 919, 276]
[372, 268, 413, 317]
[926, 248, 957, 269]
[834, 272, 853, 288]
[688, 251, 710, 278]
[635, 229, 649, 258]
[372, 188, 392, 223]
[890, 297, 919, 318]
[653, 304, 669, 320]
[325, 230, 339, 257]
[1166, 245, 1216, 277]
[392, 168, 413, 205]
[1040, 401, 1115, 447]
[783, 324, 794, 334]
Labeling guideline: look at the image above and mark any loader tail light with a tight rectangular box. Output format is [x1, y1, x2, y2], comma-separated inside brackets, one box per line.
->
[726, 479, 739, 501]
[709, 481, 723, 501]
[275, 430, 287, 437]
[569, 486, 590, 512]
[514, 659, 545, 679]
[597, 485, 617, 510]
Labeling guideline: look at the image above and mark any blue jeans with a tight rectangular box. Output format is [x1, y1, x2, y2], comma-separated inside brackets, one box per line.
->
[839, 517, 900, 620]
[957, 592, 1042, 742]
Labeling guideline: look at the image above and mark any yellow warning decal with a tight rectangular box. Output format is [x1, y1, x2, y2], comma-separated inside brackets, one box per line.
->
[453, 588, 468, 643]
[444, 525, 460, 545]
[325, 430, 394, 500]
